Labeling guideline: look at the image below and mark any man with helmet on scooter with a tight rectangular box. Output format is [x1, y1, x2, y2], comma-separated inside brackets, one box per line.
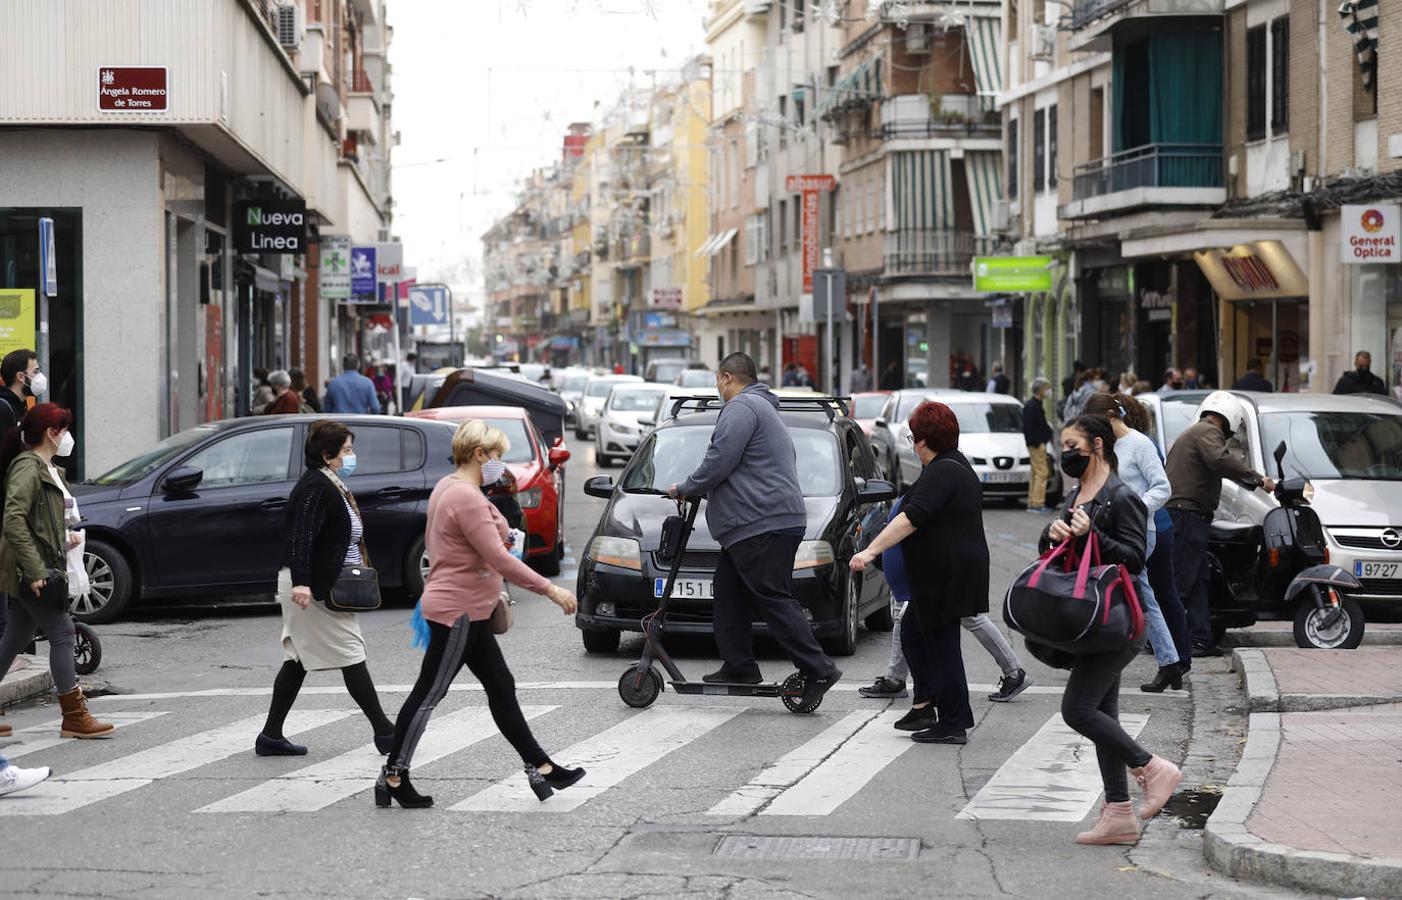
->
[1164, 391, 1275, 657]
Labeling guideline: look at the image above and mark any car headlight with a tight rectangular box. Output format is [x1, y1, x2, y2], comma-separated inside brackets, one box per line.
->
[587, 535, 642, 570]
[518, 487, 542, 509]
[612, 422, 635, 436]
[793, 540, 835, 570]
[1303, 480, 1315, 503]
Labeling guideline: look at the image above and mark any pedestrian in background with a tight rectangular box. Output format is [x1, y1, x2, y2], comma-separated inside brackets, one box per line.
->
[1023, 377, 1053, 513]
[849, 363, 872, 393]
[290, 368, 321, 413]
[1063, 369, 1097, 420]
[0, 404, 112, 739]
[1131, 380, 1153, 396]
[323, 354, 381, 414]
[1182, 367, 1200, 389]
[1333, 350, 1387, 395]
[0, 348, 43, 647]
[1231, 358, 1273, 392]
[986, 362, 1010, 394]
[849, 401, 987, 745]
[1041, 414, 1181, 844]
[250, 368, 274, 415]
[378, 420, 582, 809]
[1117, 372, 1138, 393]
[399, 351, 417, 411]
[1061, 359, 1086, 408]
[257, 420, 395, 757]
[1157, 368, 1183, 394]
[880, 360, 903, 391]
[262, 370, 302, 415]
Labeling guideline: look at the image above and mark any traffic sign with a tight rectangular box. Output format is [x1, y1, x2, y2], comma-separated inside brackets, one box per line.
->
[408, 286, 449, 326]
[38, 217, 57, 297]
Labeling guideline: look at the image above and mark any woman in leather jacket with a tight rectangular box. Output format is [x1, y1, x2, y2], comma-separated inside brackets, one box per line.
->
[1037, 415, 1181, 846]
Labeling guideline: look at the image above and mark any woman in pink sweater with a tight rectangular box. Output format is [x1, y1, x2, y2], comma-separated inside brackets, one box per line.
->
[376, 420, 581, 809]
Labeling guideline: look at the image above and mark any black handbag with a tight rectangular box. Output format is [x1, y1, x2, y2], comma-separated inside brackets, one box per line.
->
[327, 562, 381, 612]
[1003, 532, 1144, 656]
[37, 566, 69, 605]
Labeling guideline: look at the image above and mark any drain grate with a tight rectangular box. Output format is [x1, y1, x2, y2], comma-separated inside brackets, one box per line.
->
[713, 835, 920, 861]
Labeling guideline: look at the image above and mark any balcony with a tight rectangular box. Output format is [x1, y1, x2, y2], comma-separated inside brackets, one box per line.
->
[1062, 143, 1225, 219]
[878, 94, 1000, 141]
[883, 230, 996, 277]
[1067, 0, 1224, 51]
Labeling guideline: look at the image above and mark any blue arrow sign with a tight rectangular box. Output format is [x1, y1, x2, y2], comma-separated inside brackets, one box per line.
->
[408, 286, 448, 326]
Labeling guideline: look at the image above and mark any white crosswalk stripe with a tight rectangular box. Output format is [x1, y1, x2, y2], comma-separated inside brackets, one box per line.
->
[1, 711, 169, 760]
[756, 710, 918, 817]
[0, 709, 352, 817]
[196, 705, 556, 813]
[450, 707, 741, 813]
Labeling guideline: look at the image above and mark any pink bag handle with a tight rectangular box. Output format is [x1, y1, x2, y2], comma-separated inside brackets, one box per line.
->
[1028, 538, 1074, 588]
[1072, 530, 1097, 598]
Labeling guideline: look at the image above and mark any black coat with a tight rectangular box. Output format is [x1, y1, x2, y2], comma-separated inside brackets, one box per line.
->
[1231, 372, 1273, 392]
[899, 449, 990, 627]
[1039, 472, 1148, 575]
[0, 388, 25, 436]
[1333, 369, 1387, 396]
[1022, 397, 1052, 446]
[282, 468, 355, 602]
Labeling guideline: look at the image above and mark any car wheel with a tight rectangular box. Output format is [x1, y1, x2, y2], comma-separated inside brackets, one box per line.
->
[1292, 594, 1365, 650]
[73, 539, 134, 624]
[582, 627, 621, 654]
[404, 534, 428, 599]
[822, 572, 861, 657]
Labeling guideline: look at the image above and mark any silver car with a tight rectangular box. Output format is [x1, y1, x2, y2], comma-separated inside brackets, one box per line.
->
[575, 374, 642, 440]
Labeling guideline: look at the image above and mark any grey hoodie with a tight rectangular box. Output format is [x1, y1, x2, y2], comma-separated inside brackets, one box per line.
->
[676, 382, 807, 548]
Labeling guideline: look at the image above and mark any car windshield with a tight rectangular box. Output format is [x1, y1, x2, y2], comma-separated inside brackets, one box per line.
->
[622, 425, 842, 496]
[949, 403, 1023, 433]
[651, 362, 687, 381]
[1161, 397, 1204, 445]
[586, 380, 621, 397]
[562, 375, 589, 393]
[676, 369, 713, 387]
[852, 394, 886, 418]
[610, 388, 667, 412]
[1259, 411, 1402, 481]
[477, 418, 536, 464]
[91, 425, 223, 485]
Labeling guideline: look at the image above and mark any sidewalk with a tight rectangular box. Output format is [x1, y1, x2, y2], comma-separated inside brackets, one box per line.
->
[1, 655, 54, 707]
[1205, 647, 1402, 897]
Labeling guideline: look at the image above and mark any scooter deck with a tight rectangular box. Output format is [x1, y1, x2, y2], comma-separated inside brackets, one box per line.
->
[669, 681, 785, 698]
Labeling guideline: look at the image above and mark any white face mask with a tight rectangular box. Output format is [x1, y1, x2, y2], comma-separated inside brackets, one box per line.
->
[55, 431, 74, 458]
[481, 458, 506, 484]
[25, 371, 47, 397]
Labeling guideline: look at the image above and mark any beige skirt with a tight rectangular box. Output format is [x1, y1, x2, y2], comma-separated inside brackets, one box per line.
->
[278, 567, 367, 671]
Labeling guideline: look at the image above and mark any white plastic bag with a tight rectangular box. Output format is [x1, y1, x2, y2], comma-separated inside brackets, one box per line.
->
[66, 530, 90, 600]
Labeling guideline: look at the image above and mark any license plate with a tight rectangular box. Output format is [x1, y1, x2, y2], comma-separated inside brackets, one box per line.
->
[980, 471, 1022, 484]
[654, 578, 714, 599]
[1354, 560, 1400, 579]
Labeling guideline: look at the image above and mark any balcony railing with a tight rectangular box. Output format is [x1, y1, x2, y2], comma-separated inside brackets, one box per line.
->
[351, 69, 375, 94]
[883, 231, 996, 277]
[1071, 143, 1223, 201]
[1069, 0, 1136, 28]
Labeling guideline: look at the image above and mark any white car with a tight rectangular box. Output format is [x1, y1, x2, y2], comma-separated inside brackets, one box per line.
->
[869, 389, 961, 486]
[596, 383, 670, 466]
[554, 367, 593, 426]
[645, 385, 719, 431]
[576, 374, 642, 440]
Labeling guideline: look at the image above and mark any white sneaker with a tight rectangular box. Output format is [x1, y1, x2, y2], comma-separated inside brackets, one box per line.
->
[0, 763, 52, 797]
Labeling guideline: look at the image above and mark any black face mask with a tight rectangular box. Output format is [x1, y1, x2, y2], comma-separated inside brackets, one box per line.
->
[1170, 380, 1184, 390]
[1358, 366, 1371, 376]
[1060, 447, 1091, 479]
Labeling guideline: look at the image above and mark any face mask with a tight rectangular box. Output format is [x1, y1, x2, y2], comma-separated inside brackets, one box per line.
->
[1059, 447, 1091, 479]
[339, 453, 358, 477]
[481, 458, 506, 484]
[24, 371, 47, 397]
[55, 431, 74, 458]
[1359, 365, 1371, 375]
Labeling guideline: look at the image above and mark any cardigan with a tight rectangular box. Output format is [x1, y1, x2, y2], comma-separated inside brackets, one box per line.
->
[282, 467, 356, 602]
[898, 449, 990, 628]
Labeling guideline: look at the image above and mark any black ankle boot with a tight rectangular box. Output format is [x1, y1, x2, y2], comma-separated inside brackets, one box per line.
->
[375, 765, 433, 808]
[1139, 663, 1186, 694]
[526, 762, 586, 801]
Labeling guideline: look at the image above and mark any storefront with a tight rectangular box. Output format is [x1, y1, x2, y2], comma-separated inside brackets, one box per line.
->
[1193, 240, 1310, 390]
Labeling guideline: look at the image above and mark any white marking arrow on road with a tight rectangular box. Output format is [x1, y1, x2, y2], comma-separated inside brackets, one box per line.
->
[758, 709, 918, 817]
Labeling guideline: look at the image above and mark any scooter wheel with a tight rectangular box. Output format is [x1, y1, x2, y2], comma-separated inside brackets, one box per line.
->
[781, 672, 819, 713]
[73, 622, 102, 676]
[618, 665, 663, 709]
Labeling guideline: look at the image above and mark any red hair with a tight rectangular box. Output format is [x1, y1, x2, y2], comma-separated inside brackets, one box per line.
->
[0, 402, 74, 481]
[909, 400, 959, 453]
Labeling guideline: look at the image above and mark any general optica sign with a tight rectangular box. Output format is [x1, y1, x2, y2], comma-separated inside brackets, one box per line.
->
[1341, 204, 1401, 264]
[98, 66, 168, 112]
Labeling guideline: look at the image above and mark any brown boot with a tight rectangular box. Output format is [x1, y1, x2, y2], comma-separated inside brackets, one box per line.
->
[1075, 801, 1141, 845]
[0, 723, 11, 737]
[58, 687, 114, 739]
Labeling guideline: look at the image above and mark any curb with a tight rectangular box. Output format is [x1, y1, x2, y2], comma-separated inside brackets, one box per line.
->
[1231, 647, 1402, 712]
[1, 656, 54, 708]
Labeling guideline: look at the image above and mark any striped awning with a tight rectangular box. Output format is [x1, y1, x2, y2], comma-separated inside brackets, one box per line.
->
[818, 56, 884, 118]
[964, 151, 1003, 237]
[892, 150, 956, 231]
[965, 15, 1003, 110]
[1339, 0, 1379, 89]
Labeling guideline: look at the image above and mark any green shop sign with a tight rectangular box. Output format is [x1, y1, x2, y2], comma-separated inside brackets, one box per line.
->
[973, 256, 1054, 293]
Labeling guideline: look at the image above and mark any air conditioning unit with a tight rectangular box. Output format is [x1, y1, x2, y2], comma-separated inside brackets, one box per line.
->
[990, 199, 1013, 233]
[1030, 25, 1055, 60]
[277, 3, 304, 51]
[905, 23, 931, 54]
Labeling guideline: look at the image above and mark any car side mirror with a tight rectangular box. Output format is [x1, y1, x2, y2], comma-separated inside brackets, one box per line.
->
[548, 446, 571, 469]
[874, 418, 888, 429]
[583, 475, 615, 499]
[857, 479, 897, 504]
[638, 416, 656, 428]
[163, 466, 203, 493]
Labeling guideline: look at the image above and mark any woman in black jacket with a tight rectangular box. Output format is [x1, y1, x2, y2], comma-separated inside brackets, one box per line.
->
[850, 401, 987, 745]
[1040, 415, 1181, 845]
[256, 420, 395, 756]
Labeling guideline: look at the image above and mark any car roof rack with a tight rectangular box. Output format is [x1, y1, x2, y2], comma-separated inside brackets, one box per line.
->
[669, 394, 851, 420]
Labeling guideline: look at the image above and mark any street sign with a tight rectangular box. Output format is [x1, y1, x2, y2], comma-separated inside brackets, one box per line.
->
[973, 256, 1055, 293]
[376, 242, 405, 283]
[1341, 204, 1401, 263]
[349, 246, 377, 303]
[786, 174, 836, 192]
[650, 287, 683, 309]
[409, 286, 449, 326]
[811, 268, 846, 318]
[787, 174, 836, 294]
[38, 217, 57, 297]
[320, 235, 351, 300]
[233, 201, 307, 253]
[98, 66, 168, 112]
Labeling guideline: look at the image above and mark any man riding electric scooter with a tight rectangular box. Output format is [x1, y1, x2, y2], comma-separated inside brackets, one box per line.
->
[668, 352, 842, 711]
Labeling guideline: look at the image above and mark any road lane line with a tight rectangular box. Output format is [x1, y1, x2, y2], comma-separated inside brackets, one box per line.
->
[0, 709, 353, 817]
[758, 710, 916, 817]
[1, 712, 169, 760]
[706, 710, 878, 817]
[449, 707, 741, 813]
[956, 712, 1149, 821]
[196, 705, 557, 813]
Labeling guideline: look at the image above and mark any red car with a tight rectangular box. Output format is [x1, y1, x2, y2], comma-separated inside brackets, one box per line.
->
[407, 406, 571, 575]
[849, 391, 891, 437]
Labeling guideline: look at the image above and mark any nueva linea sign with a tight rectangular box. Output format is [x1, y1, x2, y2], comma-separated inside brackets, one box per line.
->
[233, 201, 307, 253]
[973, 256, 1054, 293]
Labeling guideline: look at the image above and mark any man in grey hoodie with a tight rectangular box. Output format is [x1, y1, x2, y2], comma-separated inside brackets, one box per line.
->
[670, 353, 840, 708]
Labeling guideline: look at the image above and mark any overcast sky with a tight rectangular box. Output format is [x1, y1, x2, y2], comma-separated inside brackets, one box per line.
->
[388, 0, 709, 309]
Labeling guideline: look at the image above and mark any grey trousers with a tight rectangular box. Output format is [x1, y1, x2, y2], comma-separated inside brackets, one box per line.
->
[887, 601, 1021, 682]
[0, 588, 77, 695]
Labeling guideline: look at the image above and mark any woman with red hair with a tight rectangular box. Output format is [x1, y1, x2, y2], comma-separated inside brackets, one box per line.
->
[0, 404, 112, 738]
[850, 400, 990, 745]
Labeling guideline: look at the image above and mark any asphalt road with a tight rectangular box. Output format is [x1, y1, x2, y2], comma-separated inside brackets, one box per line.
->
[0, 447, 1313, 899]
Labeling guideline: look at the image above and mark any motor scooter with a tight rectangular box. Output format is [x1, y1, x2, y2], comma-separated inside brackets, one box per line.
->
[1207, 441, 1364, 649]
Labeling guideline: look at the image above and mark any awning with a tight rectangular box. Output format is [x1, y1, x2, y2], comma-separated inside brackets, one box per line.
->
[694, 233, 722, 257]
[1192, 240, 1310, 300]
[252, 265, 281, 294]
[818, 56, 884, 118]
[964, 150, 1003, 237]
[1340, 0, 1379, 88]
[965, 15, 1004, 110]
[892, 150, 955, 231]
[706, 227, 738, 257]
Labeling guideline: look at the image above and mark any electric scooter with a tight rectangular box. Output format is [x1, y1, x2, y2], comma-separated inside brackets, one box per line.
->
[616, 495, 821, 713]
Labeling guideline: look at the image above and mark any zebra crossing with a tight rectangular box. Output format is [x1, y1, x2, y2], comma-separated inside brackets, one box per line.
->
[0, 697, 1166, 821]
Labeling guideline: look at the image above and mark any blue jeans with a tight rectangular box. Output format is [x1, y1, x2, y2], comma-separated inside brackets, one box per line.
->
[1136, 530, 1180, 667]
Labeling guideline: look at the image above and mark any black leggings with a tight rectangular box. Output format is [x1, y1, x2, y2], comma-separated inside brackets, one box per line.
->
[1061, 643, 1153, 803]
[388, 615, 546, 770]
[263, 659, 393, 739]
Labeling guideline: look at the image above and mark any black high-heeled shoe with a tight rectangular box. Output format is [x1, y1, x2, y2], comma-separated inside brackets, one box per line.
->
[1140, 663, 1186, 694]
[375, 764, 433, 808]
[525, 762, 586, 801]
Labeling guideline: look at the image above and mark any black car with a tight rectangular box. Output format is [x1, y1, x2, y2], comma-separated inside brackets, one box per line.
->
[575, 397, 897, 656]
[69, 414, 458, 623]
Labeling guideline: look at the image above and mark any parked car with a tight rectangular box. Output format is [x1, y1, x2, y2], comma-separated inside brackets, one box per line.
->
[849, 391, 891, 437]
[596, 384, 670, 467]
[69, 415, 457, 624]
[674, 368, 714, 388]
[645, 385, 719, 431]
[576, 374, 643, 439]
[418, 366, 569, 447]
[868, 389, 959, 485]
[554, 367, 594, 427]
[575, 396, 896, 656]
[644, 358, 701, 384]
[407, 406, 571, 575]
[1133, 390, 1212, 451]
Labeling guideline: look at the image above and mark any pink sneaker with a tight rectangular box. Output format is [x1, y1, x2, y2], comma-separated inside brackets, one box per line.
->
[1132, 755, 1183, 820]
[1075, 801, 1141, 845]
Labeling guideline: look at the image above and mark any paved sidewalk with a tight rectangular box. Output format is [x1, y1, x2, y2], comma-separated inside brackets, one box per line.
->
[1206, 648, 1402, 896]
[1, 655, 53, 708]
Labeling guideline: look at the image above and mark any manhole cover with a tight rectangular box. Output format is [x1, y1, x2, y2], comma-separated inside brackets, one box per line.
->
[713, 836, 920, 861]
